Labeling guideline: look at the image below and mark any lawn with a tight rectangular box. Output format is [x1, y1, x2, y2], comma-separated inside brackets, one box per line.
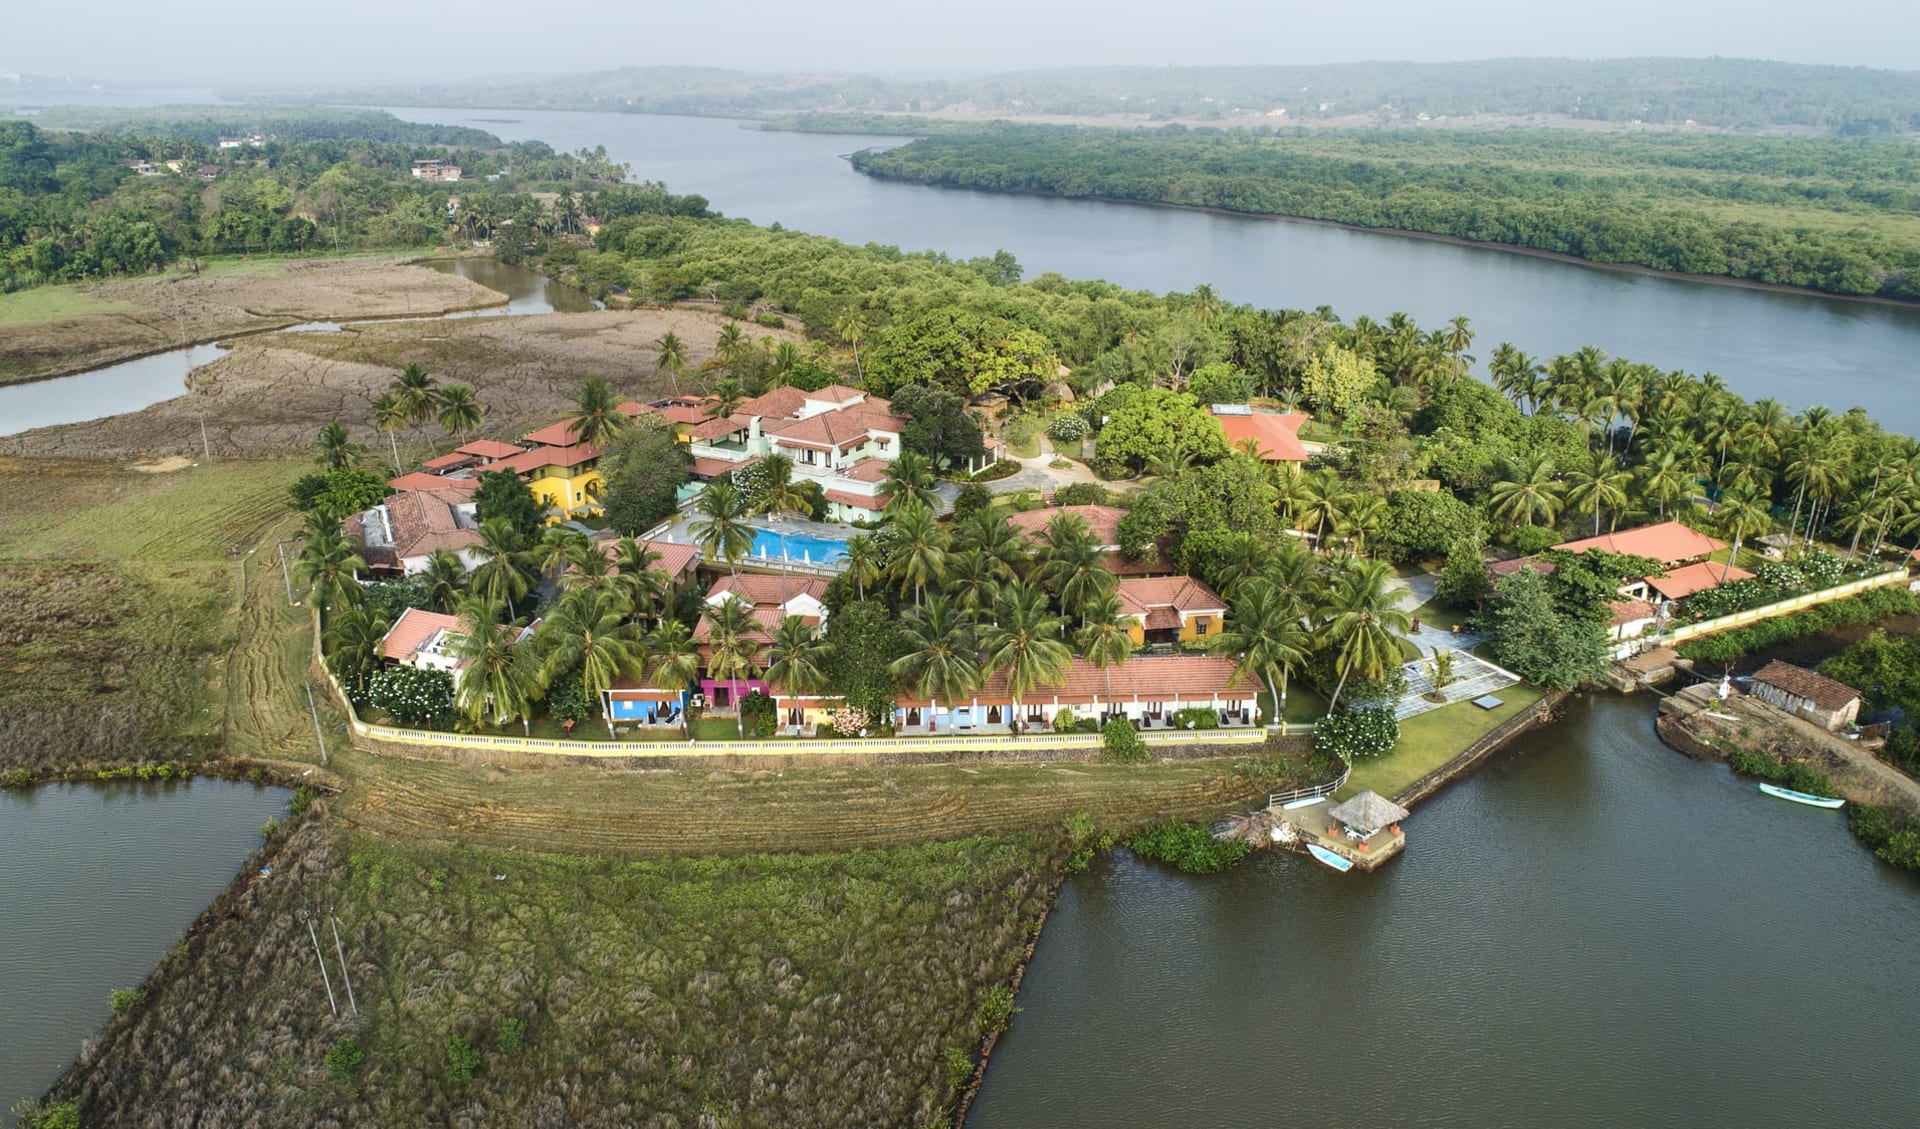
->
[1338, 683, 1546, 803]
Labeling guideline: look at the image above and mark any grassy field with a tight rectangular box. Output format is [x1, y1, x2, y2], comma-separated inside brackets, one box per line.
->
[1339, 684, 1547, 802]
[44, 819, 1059, 1128]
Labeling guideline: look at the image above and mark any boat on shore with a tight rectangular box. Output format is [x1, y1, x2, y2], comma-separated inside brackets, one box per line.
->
[1282, 796, 1326, 810]
[1758, 783, 1846, 809]
[1307, 843, 1354, 872]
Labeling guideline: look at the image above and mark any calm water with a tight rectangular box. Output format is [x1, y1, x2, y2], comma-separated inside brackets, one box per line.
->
[383, 107, 1920, 435]
[747, 525, 848, 563]
[967, 695, 1920, 1128]
[0, 258, 590, 436]
[0, 780, 290, 1118]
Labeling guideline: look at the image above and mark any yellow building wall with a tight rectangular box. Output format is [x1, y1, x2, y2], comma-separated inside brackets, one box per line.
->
[526, 468, 605, 520]
[1125, 615, 1220, 644]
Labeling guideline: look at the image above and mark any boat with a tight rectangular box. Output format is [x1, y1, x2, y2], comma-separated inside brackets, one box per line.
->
[1758, 783, 1846, 809]
[1282, 795, 1326, 810]
[1306, 843, 1354, 872]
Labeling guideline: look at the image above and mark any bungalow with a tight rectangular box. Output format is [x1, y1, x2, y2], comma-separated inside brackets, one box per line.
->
[1004, 503, 1170, 576]
[483, 442, 605, 520]
[1115, 575, 1227, 646]
[1208, 405, 1312, 463]
[693, 573, 831, 707]
[1750, 661, 1863, 732]
[377, 607, 535, 682]
[348, 489, 483, 575]
[1491, 520, 1739, 607]
[601, 679, 691, 727]
[410, 158, 461, 182]
[895, 654, 1261, 734]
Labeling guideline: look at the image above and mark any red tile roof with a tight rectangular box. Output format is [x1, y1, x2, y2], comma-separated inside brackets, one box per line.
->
[601, 538, 701, 580]
[1606, 598, 1659, 628]
[1555, 521, 1725, 566]
[1005, 504, 1128, 548]
[1647, 561, 1753, 601]
[693, 606, 820, 646]
[706, 573, 831, 608]
[824, 488, 890, 511]
[379, 608, 464, 662]
[485, 443, 601, 475]
[1488, 556, 1555, 579]
[765, 405, 903, 451]
[738, 386, 810, 419]
[521, 418, 586, 448]
[1753, 661, 1861, 712]
[689, 414, 752, 442]
[387, 471, 478, 493]
[1116, 575, 1228, 619]
[689, 455, 760, 479]
[456, 439, 525, 459]
[838, 458, 892, 483]
[421, 451, 475, 470]
[1210, 409, 1311, 462]
[898, 655, 1259, 707]
[806, 383, 867, 403]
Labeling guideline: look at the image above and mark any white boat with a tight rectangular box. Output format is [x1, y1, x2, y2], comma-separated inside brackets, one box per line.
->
[1758, 783, 1845, 809]
[1306, 843, 1354, 872]
[1282, 795, 1326, 810]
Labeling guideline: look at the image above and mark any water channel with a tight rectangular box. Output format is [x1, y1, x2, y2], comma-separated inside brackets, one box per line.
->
[382, 107, 1920, 436]
[2, 780, 291, 1119]
[966, 695, 1920, 1129]
[0, 258, 593, 438]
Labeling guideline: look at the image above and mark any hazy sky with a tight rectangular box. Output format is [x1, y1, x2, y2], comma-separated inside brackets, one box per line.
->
[10, 0, 1918, 84]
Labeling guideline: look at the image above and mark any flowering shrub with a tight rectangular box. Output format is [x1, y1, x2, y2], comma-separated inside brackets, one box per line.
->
[1313, 706, 1400, 761]
[1046, 414, 1089, 443]
[369, 666, 454, 726]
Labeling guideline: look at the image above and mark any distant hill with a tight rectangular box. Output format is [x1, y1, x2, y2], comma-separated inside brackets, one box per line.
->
[236, 58, 1920, 133]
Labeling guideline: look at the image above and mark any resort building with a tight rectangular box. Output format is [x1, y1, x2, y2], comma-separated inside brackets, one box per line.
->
[1491, 520, 1744, 607]
[1750, 661, 1863, 732]
[692, 573, 831, 707]
[482, 441, 606, 520]
[348, 489, 483, 576]
[1208, 405, 1312, 463]
[1114, 575, 1228, 646]
[377, 608, 536, 682]
[1004, 504, 1170, 576]
[410, 158, 462, 182]
[894, 654, 1261, 734]
[601, 680, 690, 728]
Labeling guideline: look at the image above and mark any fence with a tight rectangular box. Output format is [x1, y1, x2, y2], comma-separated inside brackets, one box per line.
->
[1659, 569, 1908, 648]
[1269, 760, 1351, 810]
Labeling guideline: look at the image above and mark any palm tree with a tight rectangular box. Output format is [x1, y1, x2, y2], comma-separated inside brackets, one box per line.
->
[704, 377, 745, 421]
[1331, 493, 1389, 556]
[536, 525, 593, 580]
[1488, 453, 1565, 529]
[536, 588, 646, 730]
[1213, 578, 1313, 730]
[833, 312, 867, 384]
[714, 322, 749, 366]
[608, 539, 666, 623]
[569, 378, 628, 447]
[841, 533, 882, 602]
[1077, 593, 1137, 707]
[764, 614, 829, 730]
[655, 332, 687, 394]
[751, 454, 816, 521]
[1565, 452, 1634, 536]
[390, 362, 442, 448]
[297, 522, 366, 628]
[322, 604, 392, 704]
[1320, 558, 1413, 713]
[886, 501, 949, 606]
[881, 451, 939, 515]
[890, 597, 982, 731]
[944, 547, 1003, 626]
[314, 421, 363, 470]
[452, 597, 543, 732]
[1636, 449, 1696, 520]
[646, 617, 702, 714]
[436, 384, 485, 448]
[979, 581, 1072, 735]
[770, 341, 802, 386]
[1296, 468, 1345, 547]
[369, 391, 407, 470]
[468, 517, 536, 619]
[1715, 486, 1773, 584]
[420, 548, 467, 613]
[1489, 343, 1543, 415]
[1038, 515, 1113, 624]
[690, 480, 754, 578]
[701, 598, 763, 735]
[956, 507, 1030, 580]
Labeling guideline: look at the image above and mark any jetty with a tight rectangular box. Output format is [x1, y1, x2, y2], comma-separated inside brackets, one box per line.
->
[1262, 790, 1410, 872]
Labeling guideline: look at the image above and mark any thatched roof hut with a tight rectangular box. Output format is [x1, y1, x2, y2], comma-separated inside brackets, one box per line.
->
[1328, 791, 1410, 835]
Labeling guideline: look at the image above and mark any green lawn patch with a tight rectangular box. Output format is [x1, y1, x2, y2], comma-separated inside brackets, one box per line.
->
[1338, 684, 1545, 802]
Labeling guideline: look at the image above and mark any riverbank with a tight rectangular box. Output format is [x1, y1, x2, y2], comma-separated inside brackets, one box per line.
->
[850, 168, 1920, 313]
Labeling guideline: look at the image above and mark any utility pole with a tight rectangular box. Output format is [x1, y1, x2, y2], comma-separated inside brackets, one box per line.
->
[328, 909, 357, 1016]
[277, 540, 295, 605]
[199, 414, 212, 460]
[306, 684, 328, 766]
[304, 915, 338, 1016]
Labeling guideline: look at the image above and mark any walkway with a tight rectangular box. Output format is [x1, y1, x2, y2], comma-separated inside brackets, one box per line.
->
[1392, 650, 1521, 721]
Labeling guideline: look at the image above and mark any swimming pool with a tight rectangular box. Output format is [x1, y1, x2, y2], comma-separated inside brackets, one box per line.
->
[747, 526, 847, 565]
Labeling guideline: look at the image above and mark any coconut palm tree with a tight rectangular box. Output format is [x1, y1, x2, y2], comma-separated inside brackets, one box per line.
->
[957, 507, 1029, 580]
[297, 521, 366, 628]
[704, 376, 745, 422]
[690, 480, 754, 578]
[979, 581, 1072, 735]
[390, 362, 442, 447]
[436, 383, 484, 448]
[714, 322, 749, 366]
[890, 597, 982, 731]
[750, 454, 816, 521]
[646, 618, 702, 705]
[701, 598, 763, 735]
[1295, 468, 1345, 547]
[881, 451, 939, 515]
[313, 421, 363, 470]
[764, 614, 829, 730]
[419, 548, 467, 613]
[1636, 448, 1697, 520]
[1038, 516, 1113, 624]
[655, 332, 687, 394]
[559, 541, 617, 593]
[886, 501, 949, 606]
[568, 378, 628, 447]
[1076, 593, 1137, 706]
[608, 538, 666, 623]
[943, 547, 1003, 627]
[1488, 343, 1543, 415]
[1331, 493, 1389, 556]
[1320, 557, 1413, 712]
[1488, 453, 1565, 529]
[322, 604, 392, 704]
[1211, 578, 1312, 731]
[536, 587, 646, 729]
[1565, 451, 1634, 536]
[468, 517, 536, 620]
[451, 597, 543, 732]
[536, 525, 593, 580]
[841, 533, 882, 601]
[1714, 486, 1773, 584]
[833, 312, 867, 383]
[369, 391, 407, 470]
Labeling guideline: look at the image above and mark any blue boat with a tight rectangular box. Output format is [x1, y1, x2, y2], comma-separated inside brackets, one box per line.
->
[1758, 783, 1846, 809]
[1307, 843, 1354, 872]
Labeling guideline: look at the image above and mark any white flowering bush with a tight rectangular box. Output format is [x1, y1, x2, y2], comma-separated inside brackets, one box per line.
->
[1313, 706, 1400, 761]
[369, 666, 455, 726]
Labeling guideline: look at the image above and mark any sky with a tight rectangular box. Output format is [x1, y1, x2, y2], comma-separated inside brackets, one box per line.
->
[8, 0, 1918, 84]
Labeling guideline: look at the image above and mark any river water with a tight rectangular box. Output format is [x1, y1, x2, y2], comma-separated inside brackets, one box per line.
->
[1, 780, 291, 1119]
[383, 107, 1920, 435]
[966, 695, 1920, 1129]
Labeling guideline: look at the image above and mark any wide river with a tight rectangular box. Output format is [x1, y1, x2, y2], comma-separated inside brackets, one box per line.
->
[387, 107, 1920, 434]
[968, 696, 1920, 1128]
[1, 780, 290, 1119]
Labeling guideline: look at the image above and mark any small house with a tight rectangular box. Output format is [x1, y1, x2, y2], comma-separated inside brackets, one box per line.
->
[1750, 661, 1862, 731]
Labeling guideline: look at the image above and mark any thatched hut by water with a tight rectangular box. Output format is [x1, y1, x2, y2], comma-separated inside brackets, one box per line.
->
[1328, 792, 1410, 837]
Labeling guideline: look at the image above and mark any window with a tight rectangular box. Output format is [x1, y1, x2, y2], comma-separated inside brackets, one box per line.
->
[1194, 618, 1210, 637]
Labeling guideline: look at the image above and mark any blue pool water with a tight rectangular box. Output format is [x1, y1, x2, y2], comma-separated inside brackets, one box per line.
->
[747, 526, 847, 564]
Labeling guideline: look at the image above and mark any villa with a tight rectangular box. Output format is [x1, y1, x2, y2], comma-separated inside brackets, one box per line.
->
[1004, 504, 1170, 576]
[1208, 404, 1312, 463]
[1114, 575, 1228, 646]
[895, 654, 1261, 734]
[692, 573, 831, 707]
[378, 608, 537, 682]
[348, 488, 483, 575]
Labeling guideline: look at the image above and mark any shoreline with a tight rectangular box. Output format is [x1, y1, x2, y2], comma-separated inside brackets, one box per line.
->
[851, 167, 1920, 312]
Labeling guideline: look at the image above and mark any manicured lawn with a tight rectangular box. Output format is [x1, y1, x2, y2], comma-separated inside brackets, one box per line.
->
[1337, 684, 1545, 802]
[1257, 686, 1330, 727]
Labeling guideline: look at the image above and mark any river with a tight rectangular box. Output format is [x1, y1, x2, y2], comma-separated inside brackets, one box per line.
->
[1, 779, 291, 1120]
[0, 258, 593, 438]
[382, 107, 1920, 436]
[965, 695, 1920, 1129]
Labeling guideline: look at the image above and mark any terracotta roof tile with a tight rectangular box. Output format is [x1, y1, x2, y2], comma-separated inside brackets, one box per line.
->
[1607, 598, 1659, 628]
[601, 538, 701, 580]
[1005, 504, 1128, 548]
[379, 608, 464, 662]
[485, 443, 601, 475]
[689, 455, 760, 479]
[824, 488, 889, 510]
[456, 439, 525, 459]
[421, 451, 475, 470]
[738, 386, 809, 419]
[1115, 575, 1227, 618]
[1648, 561, 1753, 601]
[1555, 521, 1725, 565]
[705, 573, 831, 608]
[1753, 661, 1861, 712]
[689, 414, 752, 441]
[1210, 409, 1311, 462]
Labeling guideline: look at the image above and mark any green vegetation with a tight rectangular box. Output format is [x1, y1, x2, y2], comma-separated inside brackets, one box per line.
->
[1678, 588, 1920, 664]
[1821, 629, 1920, 775]
[855, 126, 1920, 299]
[1313, 706, 1400, 761]
[108, 986, 148, 1013]
[1846, 803, 1920, 871]
[1726, 747, 1837, 798]
[1100, 717, 1150, 763]
[1340, 686, 1546, 801]
[323, 1036, 365, 1080]
[1125, 820, 1251, 873]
